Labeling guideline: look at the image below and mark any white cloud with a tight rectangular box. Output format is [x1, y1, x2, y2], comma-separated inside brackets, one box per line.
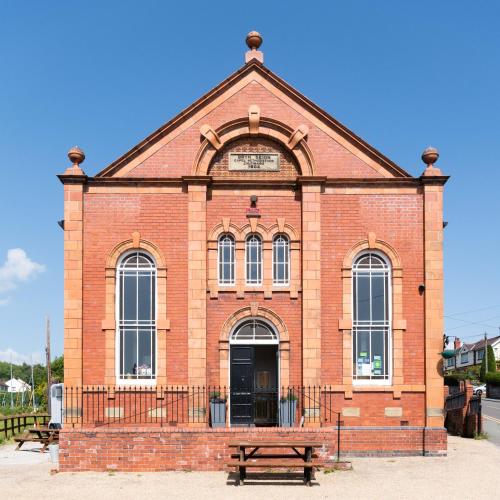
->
[0, 248, 45, 294]
[0, 348, 43, 365]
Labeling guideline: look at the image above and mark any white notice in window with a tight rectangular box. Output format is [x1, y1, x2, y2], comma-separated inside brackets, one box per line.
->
[229, 153, 280, 171]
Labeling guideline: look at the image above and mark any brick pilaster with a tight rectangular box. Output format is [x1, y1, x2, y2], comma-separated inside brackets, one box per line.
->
[59, 172, 86, 387]
[186, 178, 209, 387]
[423, 180, 445, 426]
[300, 179, 323, 385]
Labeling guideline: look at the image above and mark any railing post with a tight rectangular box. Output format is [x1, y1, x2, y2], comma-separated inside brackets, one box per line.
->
[337, 412, 341, 462]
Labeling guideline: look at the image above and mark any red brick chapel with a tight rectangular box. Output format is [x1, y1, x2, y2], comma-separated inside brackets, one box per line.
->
[58, 32, 448, 469]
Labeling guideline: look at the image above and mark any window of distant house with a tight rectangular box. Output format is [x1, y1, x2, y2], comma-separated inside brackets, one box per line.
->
[246, 234, 262, 285]
[352, 252, 391, 383]
[447, 357, 454, 367]
[117, 251, 156, 382]
[218, 234, 235, 285]
[273, 234, 290, 286]
[461, 352, 469, 363]
[477, 349, 484, 361]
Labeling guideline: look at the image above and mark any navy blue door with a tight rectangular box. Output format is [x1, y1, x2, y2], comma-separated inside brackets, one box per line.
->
[230, 346, 254, 425]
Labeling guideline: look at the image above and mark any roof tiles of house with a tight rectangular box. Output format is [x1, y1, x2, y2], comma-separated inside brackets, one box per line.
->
[462, 335, 500, 351]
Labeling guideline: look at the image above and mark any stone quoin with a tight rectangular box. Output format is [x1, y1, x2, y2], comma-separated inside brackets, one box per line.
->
[58, 31, 449, 471]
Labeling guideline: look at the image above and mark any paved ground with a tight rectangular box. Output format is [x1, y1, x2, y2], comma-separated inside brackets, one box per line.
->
[2, 435, 500, 500]
[482, 397, 500, 447]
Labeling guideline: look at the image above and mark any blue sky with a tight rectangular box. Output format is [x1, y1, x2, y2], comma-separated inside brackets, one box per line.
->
[1, 0, 499, 364]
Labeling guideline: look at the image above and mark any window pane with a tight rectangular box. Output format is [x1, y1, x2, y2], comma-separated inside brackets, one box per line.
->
[123, 330, 137, 376]
[355, 330, 371, 378]
[355, 275, 370, 321]
[138, 330, 152, 377]
[371, 329, 385, 377]
[137, 274, 152, 321]
[123, 274, 137, 321]
[371, 275, 386, 322]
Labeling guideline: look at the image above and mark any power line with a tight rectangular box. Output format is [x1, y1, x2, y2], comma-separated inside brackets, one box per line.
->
[446, 303, 500, 317]
[444, 314, 500, 332]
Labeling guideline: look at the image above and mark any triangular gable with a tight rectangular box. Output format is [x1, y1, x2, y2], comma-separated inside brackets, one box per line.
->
[96, 59, 412, 179]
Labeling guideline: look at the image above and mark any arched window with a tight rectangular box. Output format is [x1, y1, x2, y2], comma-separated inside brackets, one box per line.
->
[117, 251, 156, 381]
[273, 234, 290, 285]
[352, 252, 391, 382]
[230, 319, 278, 344]
[246, 234, 262, 285]
[218, 234, 235, 285]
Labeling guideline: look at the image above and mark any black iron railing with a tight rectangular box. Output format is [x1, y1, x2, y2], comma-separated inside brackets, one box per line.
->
[63, 385, 341, 428]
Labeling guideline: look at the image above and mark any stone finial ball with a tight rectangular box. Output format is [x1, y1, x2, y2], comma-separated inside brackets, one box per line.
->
[421, 146, 439, 166]
[246, 31, 263, 50]
[68, 146, 85, 165]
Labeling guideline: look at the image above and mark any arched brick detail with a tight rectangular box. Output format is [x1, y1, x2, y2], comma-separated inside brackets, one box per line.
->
[219, 306, 289, 343]
[106, 238, 167, 270]
[342, 238, 402, 270]
[192, 117, 316, 176]
[338, 238, 406, 397]
[267, 223, 299, 241]
[218, 306, 290, 387]
[102, 237, 169, 385]
[207, 223, 240, 242]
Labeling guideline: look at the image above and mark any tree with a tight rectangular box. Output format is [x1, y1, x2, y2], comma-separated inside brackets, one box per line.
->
[479, 345, 497, 382]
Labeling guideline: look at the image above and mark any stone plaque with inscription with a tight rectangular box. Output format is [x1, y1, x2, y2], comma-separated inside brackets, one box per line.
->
[229, 152, 280, 171]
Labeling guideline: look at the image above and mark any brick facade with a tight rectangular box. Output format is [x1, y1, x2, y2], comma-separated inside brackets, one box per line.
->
[59, 39, 448, 467]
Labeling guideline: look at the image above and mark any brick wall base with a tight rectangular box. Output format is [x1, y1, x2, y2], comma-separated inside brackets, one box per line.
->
[59, 426, 447, 471]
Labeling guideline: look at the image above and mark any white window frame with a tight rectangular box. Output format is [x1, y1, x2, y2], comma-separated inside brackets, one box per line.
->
[115, 250, 157, 386]
[352, 251, 392, 386]
[245, 234, 263, 286]
[217, 234, 235, 286]
[272, 234, 290, 286]
[461, 352, 469, 364]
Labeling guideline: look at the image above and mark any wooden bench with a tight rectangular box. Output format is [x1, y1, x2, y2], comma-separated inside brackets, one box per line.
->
[14, 427, 59, 452]
[226, 441, 324, 486]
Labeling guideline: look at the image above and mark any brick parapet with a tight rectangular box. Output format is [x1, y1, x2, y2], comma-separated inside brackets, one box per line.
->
[59, 426, 447, 471]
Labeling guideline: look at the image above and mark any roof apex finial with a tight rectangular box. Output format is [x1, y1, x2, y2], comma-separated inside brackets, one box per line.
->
[245, 31, 264, 64]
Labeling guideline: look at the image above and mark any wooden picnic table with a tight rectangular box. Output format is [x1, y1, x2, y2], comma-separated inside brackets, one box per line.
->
[14, 426, 60, 452]
[226, 441, 324, 486]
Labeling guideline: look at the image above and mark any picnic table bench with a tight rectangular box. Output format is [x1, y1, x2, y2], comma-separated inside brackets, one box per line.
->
[14, 426, 60, 453]
[226, 441, 324, 486]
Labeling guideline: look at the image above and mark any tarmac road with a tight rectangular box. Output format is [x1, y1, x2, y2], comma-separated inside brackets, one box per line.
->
[482, 398, 500, 447]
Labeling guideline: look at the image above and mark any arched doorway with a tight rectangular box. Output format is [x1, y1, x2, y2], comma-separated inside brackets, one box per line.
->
[229, 318, 279, 426]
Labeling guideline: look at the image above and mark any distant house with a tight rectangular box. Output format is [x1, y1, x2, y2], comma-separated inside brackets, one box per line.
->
[445, 336, 500, 373]
[4, 378, 31, 393]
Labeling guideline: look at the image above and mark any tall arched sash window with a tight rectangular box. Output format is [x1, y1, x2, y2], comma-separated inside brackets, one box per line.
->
[117, 251, 156, 381]
[273, 234, 290, 285]
[352, 252, 391, 382]
[245, 234, 262, 285]
[218, 234, 235, 285]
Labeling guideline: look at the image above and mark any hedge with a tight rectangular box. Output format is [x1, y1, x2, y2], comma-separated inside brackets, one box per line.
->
[444, 373, 469, 386]
[485, 372, 500, 387]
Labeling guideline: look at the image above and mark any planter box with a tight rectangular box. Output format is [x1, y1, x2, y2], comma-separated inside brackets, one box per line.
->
[279, 399, 297, 427]
[210, 401, 226, 428]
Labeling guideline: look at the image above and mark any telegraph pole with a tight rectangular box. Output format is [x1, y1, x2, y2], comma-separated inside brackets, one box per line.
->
[45, 316, 52, 414]
[484, 332, 488, 373]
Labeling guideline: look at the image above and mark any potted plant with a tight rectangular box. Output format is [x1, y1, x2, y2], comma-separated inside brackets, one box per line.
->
[279, 392, 298, 427]
[209, 391, 227, 428]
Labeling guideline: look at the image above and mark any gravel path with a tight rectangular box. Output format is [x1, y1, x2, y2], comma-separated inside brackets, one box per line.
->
[2, 435, 499, 500]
